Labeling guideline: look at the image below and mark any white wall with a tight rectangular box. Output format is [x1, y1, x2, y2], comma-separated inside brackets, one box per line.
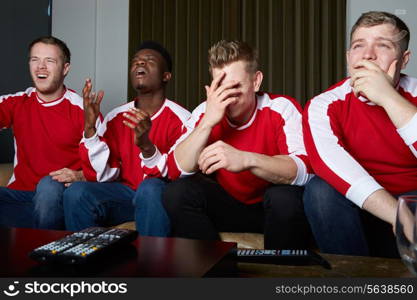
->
[347, 0, 417, 77]
[52, 0, 129, 115]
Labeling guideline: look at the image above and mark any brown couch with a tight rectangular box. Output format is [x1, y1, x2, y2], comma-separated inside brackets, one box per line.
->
[0, 163, 264, 248]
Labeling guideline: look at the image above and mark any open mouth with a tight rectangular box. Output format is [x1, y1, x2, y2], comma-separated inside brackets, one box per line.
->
[36, 74, 48, 79]
[135, 67, 147, 77]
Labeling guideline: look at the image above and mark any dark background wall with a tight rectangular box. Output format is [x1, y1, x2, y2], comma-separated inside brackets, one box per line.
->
[0, 0, 51, 163]
[129, 0, 346, 111]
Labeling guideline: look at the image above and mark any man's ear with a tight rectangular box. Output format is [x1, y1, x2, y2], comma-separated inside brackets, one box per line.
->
[162, 72, 172, 82]
[253, 71, 263, 92]
[63, 63, 70, 77]
[400, 50, 411, 70]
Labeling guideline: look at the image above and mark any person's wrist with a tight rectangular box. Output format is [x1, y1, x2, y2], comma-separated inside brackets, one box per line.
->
[140, 144, 156, 158]
[199, 116, 217, 130]
[379, 89, 402, 109]
[139, 143, 154, 152]
[243, 152, 255, 170]
[84, 126, 96, 138]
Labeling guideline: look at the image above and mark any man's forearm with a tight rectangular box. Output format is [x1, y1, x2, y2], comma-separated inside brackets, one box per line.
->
[362, 189, 398, 226]
[174, 121, 213, 173]
[244, 153, 298, 184]
[382, 93, 417, 129]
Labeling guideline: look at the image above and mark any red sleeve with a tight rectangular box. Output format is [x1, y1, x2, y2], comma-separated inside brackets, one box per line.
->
[0, 91, 27, 128]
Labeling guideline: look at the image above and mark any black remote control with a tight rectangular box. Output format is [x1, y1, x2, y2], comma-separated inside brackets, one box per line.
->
[29, 227, 108, 263]
[57, 228, 138, 264]
[235, 249, 331, 269]
[29, 227, 138, 264]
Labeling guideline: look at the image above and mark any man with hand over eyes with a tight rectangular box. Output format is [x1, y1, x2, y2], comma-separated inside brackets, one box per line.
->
[163, 40, 313, 249]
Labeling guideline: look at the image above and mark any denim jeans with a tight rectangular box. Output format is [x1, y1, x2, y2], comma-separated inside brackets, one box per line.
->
[133, 178, 170, 237]
[63, 181, 135, 231]
[0, 175, 66, 229]
[0, 187, 34, 228]
[303, 176, 416, 257]
[33, 176, 66, 229]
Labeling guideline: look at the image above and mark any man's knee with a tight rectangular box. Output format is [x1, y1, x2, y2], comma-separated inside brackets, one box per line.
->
[303, 176, 339, 211]
[303, 176, 358, 225]
[263, 185, 304, 220]
[33, 176, 65, 214]
[162, 178, 196, 214]
[134, 178, 166, 207]
[63, 182, 91, 210]
[35, 176, 65, 196]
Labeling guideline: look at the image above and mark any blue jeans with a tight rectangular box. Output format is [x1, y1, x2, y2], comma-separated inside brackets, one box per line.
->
[0, 176, 66, 229]
[133, 178, 170, 237]
[63, 181, 135, 231]
[0, 188, 34, 228]
[33, 176, 66, 229]
[303, 176, 416, 257]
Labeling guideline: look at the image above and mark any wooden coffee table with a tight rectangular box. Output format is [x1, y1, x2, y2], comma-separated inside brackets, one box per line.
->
[0, 227, 235, 277]
[1, 227, 412, 278]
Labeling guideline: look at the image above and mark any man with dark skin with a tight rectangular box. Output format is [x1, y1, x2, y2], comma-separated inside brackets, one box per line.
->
[63, 41, 190, 235]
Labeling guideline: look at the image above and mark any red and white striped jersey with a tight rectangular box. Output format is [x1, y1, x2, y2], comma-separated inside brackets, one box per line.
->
[303, 75, 417, 207]
[0, 87, 85, 191]
[165, 92, 312, 205]
[80, 98, 190, 190]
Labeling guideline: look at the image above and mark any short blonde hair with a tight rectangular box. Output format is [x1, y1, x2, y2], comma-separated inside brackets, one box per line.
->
[208, 40, 258, 75]
[350, 11, 410, 52]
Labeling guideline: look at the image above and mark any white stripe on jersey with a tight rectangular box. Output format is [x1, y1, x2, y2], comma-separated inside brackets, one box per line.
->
[169, 102, 206, 177]
[64, 89, 84, 110]
[83, 134, 120, 182]
[83, 98, 128, 182]
[307, 80, 382, 206]
[397, 112, 417, 146]
[38, 88, 80, 107]
[0, 88, 34, 104]
[163, 99, 191, 123]
[259, 94, 306, 156]
[98, 101, 135, 136]
[259, 93, 310, 185]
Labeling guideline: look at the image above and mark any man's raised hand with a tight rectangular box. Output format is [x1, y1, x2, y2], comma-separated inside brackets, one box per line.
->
[122, 107, 155, 157]
[83, 78, 104, 138]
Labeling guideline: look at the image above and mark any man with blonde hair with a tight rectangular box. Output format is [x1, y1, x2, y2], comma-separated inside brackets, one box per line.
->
[0, 36, 85, 229]
[303, 11, 417, 257]
[162, 40, 313, 249]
